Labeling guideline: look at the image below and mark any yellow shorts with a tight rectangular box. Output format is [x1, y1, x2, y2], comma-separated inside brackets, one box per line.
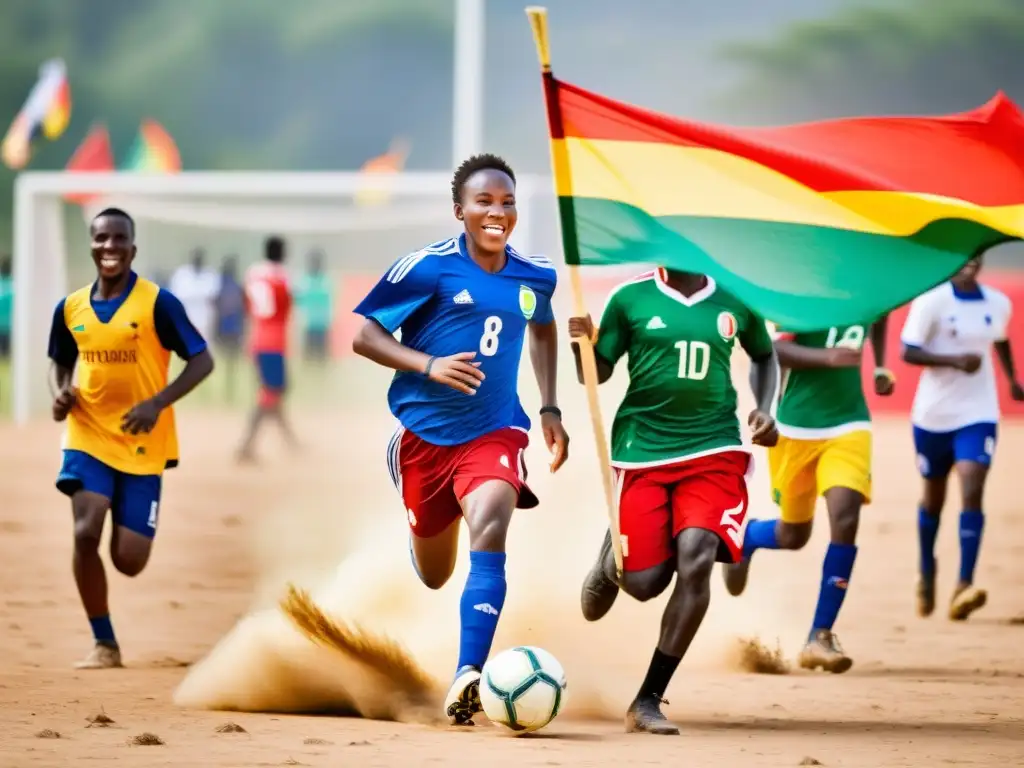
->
[768, 430, 872, 524]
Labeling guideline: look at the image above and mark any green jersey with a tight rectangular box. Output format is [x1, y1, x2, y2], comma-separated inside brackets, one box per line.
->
[774, 323, 871, 438]
[0, 276, 11, 333]
[297, 273, 334, 331]
[595, 271, 774, 468]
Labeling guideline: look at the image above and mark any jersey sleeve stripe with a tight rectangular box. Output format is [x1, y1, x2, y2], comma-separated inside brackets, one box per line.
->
[386, 239, 459, 284]
[422, 238, 459, 255]
[387, 253, 428, 284]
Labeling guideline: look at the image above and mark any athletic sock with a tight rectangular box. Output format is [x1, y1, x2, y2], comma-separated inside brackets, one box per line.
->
[917, 506, 940, 578]
[89, 615, 117, 648]
[456, 551, 507, 673]
[638, 648, 682, 700]
[958, 509, 985, 585]
[810, 543, 858, 636]
[741, 519, 780, 559]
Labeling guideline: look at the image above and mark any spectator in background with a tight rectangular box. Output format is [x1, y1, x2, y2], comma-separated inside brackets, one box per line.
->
[215, 255, 246, 403]
[0, 256, 11, 359]
[169, 248, 220, 342]
[296, 249, 334, 362]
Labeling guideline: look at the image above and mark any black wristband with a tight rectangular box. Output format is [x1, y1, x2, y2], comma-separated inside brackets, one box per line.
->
[539, 405, 562, 419]
[424, 356, 437, 376]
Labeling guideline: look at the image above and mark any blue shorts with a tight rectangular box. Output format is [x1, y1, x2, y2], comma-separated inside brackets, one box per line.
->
[912, 422, 998, 479]
[56, 450, 162, 538]
[256, 352, 287, 392]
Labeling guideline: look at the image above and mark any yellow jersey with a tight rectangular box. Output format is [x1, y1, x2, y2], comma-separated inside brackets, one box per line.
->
[55, 275, 193, 475]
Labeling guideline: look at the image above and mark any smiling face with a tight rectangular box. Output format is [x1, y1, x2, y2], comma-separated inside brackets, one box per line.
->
[455, 168, 517, 256]
[90, 214, 136, 281]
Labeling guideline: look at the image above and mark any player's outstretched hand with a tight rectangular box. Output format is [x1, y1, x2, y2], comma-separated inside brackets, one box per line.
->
[955, 353, 983, 374]
[748, 409, 779, 447]
[567, 314, 597, 344]
[1011, 380, 1024, 401]
[541, 412, 570, 473]
[874, 369, 896, 397]
[52, 387, 77, 422]
[427, 352, 485, 395]
[121, 398, 163, 435]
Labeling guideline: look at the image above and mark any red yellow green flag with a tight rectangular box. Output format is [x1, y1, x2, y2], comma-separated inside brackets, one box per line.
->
[122, 119, 181, 172]
[541, 75, 1024, 329]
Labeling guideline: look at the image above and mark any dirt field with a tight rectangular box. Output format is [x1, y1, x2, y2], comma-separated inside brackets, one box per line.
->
[1, 393, 1023, 767]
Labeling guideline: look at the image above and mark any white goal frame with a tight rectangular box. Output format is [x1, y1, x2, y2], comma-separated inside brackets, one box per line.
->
[11, 171, 549, 424]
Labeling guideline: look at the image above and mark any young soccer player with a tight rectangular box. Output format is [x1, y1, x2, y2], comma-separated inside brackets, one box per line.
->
[722, 317, 894, 673]
[573, 268, 778, 734]
[352, 154, 569, 725]
[900, 255, 1023, 620]
[237, 236, 298, 462]
[296, 249, 334, 363]
[48, 208, 214, 669]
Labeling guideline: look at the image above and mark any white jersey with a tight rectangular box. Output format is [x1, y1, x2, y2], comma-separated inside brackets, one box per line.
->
[900, 282, 1011, 432]
[169, 264, 220, 340]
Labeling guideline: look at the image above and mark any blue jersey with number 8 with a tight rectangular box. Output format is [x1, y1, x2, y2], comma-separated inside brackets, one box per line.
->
[354, 234, 557, 446]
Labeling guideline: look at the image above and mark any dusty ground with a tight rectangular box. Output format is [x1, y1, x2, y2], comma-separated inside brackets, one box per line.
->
[1, 377, 1023, 767]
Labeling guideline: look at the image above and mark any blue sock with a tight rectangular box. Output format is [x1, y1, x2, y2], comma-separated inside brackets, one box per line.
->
[958, 510, 985, 585]
[918, 507, 940, 577]
[741, 519, 780, 559]
[810, 543, 857, 636]
[89, 615, 117, 647]
[456, 551, 507, 673]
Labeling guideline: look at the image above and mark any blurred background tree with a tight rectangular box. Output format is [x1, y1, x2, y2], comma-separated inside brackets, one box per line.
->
[7, 0, 1024, 249]
[717, 0, 1024, 122]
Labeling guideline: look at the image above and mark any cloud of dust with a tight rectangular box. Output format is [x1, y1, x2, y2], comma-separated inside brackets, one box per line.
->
[174, 383, 815, 722]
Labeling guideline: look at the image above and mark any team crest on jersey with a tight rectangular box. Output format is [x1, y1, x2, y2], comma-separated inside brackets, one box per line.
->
[519, 285, 537, 320]
[717, 311, 738, 340]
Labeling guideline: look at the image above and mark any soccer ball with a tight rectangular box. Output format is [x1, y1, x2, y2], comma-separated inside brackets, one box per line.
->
[480, 646, 567, 734]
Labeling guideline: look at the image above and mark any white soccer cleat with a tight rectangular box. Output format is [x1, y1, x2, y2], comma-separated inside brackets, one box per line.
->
[73, 643, 123, 670]
[444, 665, 482, 725]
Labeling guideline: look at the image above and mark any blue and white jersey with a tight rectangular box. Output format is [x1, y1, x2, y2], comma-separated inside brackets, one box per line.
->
[901, 281, 1012, 432]
[354, 234, 557, 446]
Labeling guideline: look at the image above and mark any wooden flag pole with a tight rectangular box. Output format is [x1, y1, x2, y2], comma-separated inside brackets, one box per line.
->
[526, 6, 623, 578]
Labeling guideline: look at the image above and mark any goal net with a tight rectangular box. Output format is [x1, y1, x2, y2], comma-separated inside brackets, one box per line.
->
[11, 171, 566, 424]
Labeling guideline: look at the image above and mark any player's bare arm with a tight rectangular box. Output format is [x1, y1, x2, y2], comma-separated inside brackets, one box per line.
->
[51, 362, 76, 421]
[901, 344, 981, 373]
[567, 314, 615, 383]
[528, 319, 569, 472]
[869, 315, 896, 396]
[122, 348, 214, 435]
[352, 318, 485, 396]
[746, 350, 779, 447]
[994, 339, 1024, 400]
[775, 337, 861, 369]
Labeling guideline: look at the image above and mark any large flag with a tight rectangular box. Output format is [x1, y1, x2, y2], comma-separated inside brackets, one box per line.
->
[540, 77, 1024, 329]
[123, 119, 181, 172]
[64, 124, 115, 205]
[1, 59, 72, 170]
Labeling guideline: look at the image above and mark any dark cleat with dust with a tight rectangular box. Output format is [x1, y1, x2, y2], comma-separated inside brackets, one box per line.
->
[581, 530, 620, 622]
[625, 695, 680, 735]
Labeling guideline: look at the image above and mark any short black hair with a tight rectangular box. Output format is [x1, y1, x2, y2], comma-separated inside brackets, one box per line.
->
[265, 235, 285, 263]
[451, 153, 516, 204]
[92, 207, 135, 238]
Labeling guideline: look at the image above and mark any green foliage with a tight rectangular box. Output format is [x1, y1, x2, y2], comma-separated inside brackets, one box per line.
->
[718, 0, 1024, 123]
[0, 0, 456, 246]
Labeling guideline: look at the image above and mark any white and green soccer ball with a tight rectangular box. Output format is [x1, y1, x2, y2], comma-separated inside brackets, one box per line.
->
[480, 646, 567, 734]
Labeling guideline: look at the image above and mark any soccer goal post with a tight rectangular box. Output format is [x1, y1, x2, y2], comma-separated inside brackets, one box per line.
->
[11, 170, 552, 424]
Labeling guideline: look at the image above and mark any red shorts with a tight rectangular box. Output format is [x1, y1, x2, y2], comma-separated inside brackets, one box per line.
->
[386, 426, 537, 539]
[616, 450, 750, 572]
